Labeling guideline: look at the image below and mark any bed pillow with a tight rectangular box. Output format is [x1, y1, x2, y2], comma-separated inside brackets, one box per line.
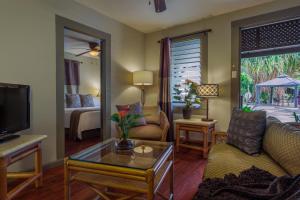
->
[66, 94, 81, 108]
[80, 94, 95, 107]
[227, 108, 266, 155]
[93, 96, 101, 107]
[116, 102, 146, 126]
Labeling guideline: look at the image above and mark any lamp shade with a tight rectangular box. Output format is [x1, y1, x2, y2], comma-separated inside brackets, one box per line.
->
[133, 70, 153, 86]
[196, 84, 219, 97]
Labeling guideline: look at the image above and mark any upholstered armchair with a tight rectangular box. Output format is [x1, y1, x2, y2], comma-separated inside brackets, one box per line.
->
[116, 106, 170, 142]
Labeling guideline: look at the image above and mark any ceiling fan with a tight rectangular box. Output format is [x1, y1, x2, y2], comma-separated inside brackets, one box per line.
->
[75, 42, 101, 57]
[150, 0, 167, 13]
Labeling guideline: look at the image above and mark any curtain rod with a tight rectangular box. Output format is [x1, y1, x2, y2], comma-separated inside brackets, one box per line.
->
[157, 29, 212, 43]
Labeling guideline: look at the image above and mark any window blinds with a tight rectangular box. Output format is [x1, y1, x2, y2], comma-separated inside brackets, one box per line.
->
[241, 18, 300, 58]
[170, 37, 201, 102]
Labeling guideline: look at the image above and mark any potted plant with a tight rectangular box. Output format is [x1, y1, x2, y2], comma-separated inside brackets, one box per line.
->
[111, 110, 143, 150]
[173, 79, 201, 119]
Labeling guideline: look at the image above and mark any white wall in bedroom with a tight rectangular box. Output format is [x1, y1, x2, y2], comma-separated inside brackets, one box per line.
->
[64, 52, 101, 96]
[0, 0, 144, 169]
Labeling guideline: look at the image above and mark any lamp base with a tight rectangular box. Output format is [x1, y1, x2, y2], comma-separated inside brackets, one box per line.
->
[201, 118, 214, 122]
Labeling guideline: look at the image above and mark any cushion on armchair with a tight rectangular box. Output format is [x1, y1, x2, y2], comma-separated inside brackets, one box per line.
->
[116, 102, 146, 126]
[128, 124, 162, 141]
[143, 106, 161, 125]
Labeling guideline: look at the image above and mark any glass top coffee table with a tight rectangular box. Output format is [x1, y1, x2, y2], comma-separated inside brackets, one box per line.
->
[64, 138, 174, 200]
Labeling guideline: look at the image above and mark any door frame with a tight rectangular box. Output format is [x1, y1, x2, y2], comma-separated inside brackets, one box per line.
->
[56, 16, 111, 159]
[231, 6, 300, 109]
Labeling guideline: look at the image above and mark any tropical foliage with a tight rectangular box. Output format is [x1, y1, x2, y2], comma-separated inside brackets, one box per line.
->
[241, 53, 300, 105]
[111, 111, 142, 140]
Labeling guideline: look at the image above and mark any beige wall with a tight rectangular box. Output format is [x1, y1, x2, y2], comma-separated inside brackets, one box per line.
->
[64, 52, 101, 96]
[0, 0, 144, 167]
[144, 0, 300, 131]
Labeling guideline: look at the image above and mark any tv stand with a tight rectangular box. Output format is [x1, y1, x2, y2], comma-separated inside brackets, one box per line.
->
[0, 135, 47, 200]
[0, 134, 20, 143]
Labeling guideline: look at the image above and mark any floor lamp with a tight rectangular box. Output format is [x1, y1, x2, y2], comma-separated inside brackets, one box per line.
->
[133, 70, 153, 106]
[196, 84, 219, 121]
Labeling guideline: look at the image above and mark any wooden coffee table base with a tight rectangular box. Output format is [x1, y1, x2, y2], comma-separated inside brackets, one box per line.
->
[64, 144, 174, 200]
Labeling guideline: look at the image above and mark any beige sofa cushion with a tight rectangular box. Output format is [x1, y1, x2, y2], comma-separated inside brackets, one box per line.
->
[128, 124, 162, 141]
[263, 122, 300, 176]
[143, 106, 161, 125]
[204, 143, 287, 179]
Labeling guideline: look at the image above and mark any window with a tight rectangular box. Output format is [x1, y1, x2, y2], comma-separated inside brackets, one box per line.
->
[170, 37, 202, 103]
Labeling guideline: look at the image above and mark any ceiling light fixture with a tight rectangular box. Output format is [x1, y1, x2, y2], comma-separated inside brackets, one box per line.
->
[89, 51, 99, 56]
[149, 0, 167, 13]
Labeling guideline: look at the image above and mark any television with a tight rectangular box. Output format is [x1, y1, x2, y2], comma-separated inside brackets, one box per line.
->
[0, 83, 30, 135]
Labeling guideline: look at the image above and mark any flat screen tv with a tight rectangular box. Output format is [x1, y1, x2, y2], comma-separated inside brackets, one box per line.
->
[0, 83, 30, 134]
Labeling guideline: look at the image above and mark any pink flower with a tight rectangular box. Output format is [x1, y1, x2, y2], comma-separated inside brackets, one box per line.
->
[119, 110, 128, 118]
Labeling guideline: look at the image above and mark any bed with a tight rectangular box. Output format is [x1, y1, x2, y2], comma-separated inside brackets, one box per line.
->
[65, 106, 101, 140]
[64, 94, 101, 140]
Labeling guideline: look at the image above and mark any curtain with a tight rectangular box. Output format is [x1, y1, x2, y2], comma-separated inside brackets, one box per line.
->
[158, 38, 174, 141]
[64, 59, 80, 94]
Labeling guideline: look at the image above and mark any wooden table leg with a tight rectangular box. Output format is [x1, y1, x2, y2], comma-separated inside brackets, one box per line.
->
[203, 127, 208, 159]
[64, 158, 70, 200]
[0, 157, 8, 200]
[170, 152, 174, 200]
[146, 170, 154, 200]
[185, 130, 189, 142]
[175, 124, 180, 153]
[35, 144, 42, 188]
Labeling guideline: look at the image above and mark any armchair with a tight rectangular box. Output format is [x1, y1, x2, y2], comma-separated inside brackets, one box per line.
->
[116, 106, 170, 142]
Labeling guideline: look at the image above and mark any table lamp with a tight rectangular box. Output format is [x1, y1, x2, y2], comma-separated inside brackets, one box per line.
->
[133, 70, 153, 106]
[196, 84, 219, 121]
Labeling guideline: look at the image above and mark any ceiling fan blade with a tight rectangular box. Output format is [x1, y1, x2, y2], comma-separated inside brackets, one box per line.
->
[76, 50, 91, 57]
[154, 0, 166, 13]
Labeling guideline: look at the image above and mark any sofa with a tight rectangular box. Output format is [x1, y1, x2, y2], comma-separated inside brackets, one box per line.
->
[204, 117, 300, 179]
[116, 106, 170, 142]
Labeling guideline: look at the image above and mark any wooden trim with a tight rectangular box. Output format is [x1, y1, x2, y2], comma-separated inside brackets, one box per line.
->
[55, 16, 112, 159]
[231, 6, 300, 109]
[157, 29, 212, 43]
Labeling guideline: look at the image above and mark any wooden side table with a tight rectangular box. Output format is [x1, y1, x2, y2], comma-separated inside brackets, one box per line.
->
[0, 135, 47, 200]
[174, 118, 217, 158]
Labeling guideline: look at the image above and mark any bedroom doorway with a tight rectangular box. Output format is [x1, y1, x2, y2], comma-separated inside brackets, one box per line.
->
[56, 16, 111, 159]
[63, 29, 102, 156]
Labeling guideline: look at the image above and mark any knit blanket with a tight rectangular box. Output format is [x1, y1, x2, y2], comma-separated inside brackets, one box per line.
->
[194, 166, 300, 200]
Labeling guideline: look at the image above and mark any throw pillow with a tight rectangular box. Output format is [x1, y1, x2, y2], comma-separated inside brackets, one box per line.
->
[116, 102, 146, 126]
[80, 94, 95, 107]
[227, 108, 266, 155]
[66, 94, 81, 108]
[143, 106, 161, 125]
[263, 121, 300, 176]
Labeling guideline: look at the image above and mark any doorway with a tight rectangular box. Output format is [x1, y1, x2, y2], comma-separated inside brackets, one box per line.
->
[231, 7, 300, 122]
[56, 16, 111, 160]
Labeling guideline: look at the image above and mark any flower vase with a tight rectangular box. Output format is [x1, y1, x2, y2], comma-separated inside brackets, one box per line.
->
[117, 129, 133, 150]
[183, 107, 192, 119]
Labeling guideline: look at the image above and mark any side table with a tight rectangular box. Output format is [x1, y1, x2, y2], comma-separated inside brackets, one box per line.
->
[174, 118, 217, 158]
[0, 135, 47, 200]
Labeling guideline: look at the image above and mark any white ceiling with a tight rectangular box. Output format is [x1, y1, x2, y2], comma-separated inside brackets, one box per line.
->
[64, 29, 101, 58]
[75, 0, 274, 33]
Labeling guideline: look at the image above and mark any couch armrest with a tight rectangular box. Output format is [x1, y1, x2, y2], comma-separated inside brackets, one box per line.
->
[160, 111, 170, 142]
[212, 132, 228, 146]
